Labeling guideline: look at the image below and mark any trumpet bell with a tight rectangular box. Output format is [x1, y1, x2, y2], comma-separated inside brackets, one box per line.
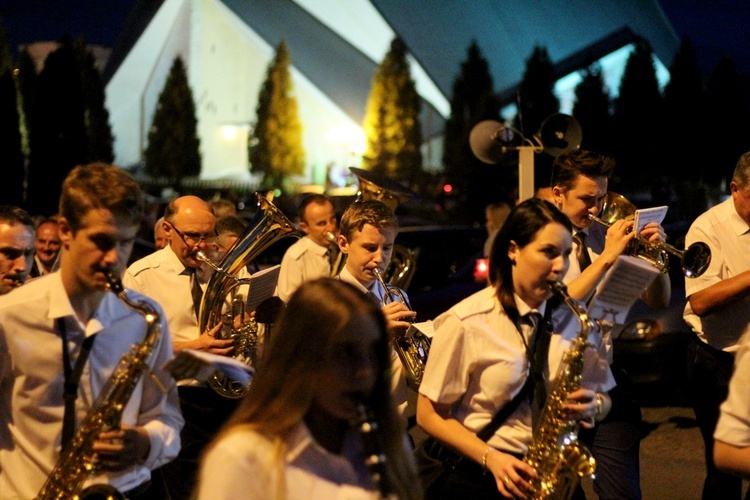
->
[349, 167, 417, 212]
[682, 241, 711, 278]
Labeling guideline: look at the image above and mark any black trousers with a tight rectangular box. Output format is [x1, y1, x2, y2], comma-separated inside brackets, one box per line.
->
[579, 364, 643, 500]
[150, 386, 239, 499]
[687, 335, 749, 500]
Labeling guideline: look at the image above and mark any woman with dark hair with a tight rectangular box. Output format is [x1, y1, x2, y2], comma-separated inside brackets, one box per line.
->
[196, 278, 421, 499]
[417, 198, 615, 499]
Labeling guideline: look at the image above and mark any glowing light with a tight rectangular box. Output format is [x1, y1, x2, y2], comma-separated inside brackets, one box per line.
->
[443, 184, 453, 193]
[474, 258, 489, 282]
[221, 125, 237, 141]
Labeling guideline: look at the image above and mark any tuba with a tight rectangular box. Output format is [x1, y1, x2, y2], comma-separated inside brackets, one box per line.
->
[372, 268, 430, 388]
[198, 193, 300, 399]
[37, 272, 162, 500]
[523, 281, 597, 500]
[589, 192, 711, 278]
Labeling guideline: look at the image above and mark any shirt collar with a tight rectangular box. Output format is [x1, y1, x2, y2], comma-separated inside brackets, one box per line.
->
[512, 292, 546, 318]
[304, 236, 330, 256]
[727, 198, 750, 236]
[339, 266, 370, 294]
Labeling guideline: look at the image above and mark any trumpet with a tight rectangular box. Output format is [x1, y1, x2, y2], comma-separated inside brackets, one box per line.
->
[372, 268, 430, 388]
[588, 193, 711, 278]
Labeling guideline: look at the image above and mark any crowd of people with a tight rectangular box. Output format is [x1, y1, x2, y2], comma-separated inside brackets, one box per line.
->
[3, 149, 750, 499]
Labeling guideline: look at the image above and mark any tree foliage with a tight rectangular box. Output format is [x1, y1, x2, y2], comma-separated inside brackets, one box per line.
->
[442, 40, 507, 223]
[515, 45, 560, 139]
[15, 48, 36, 158]
[0, 19, 24, 206]
[248, 40, 305, 191]
[361, 37, 422, 184]
[75, 38, 114, 164]
[144, 56, 201, 185]
[572, 64, 612, 155]
[26, 36, 87, 216]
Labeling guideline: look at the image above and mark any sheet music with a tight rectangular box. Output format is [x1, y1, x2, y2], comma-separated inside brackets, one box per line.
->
[588, 255, 660, 326]
[633, 205, 668, 234]
[164, 349, 254, 384]
[245, 264, 281, 312]
[407, 320, 434, 339]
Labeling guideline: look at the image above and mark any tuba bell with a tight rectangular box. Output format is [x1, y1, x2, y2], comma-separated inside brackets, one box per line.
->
[589, 192, 711, 278]
[198, 193, 301, 399]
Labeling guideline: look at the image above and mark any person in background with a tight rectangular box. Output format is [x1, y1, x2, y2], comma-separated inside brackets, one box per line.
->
[196, 278, 421, 499]
[550, 149, 670, 500]
[417, 198, 613, 498]
[212, 214, 248, 260]
[153, 216, 168, 251]
[684, 151, 750, 499]
[124, 195, 234, 499]
[276, 194, 339, 302]
[0, 205, 35, 293]
[208, 198, 237, 219]
[0, 163, 183, 498]
[30, 217, 62, 278]
[483, 201, 512, 257]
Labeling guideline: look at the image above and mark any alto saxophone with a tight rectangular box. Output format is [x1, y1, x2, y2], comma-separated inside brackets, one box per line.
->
[523, 280, 597, 500]
[37, 271, 163, 500]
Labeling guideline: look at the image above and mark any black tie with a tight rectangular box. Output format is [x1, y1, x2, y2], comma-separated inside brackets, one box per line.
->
[573, 231, 592, 272]
[526, 312, 549, 428]
[190, 268, 204, 320]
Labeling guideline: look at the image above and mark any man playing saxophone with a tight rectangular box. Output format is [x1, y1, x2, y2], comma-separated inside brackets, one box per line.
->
[0, 163, 183, 499]
[417, 199, 614, 499]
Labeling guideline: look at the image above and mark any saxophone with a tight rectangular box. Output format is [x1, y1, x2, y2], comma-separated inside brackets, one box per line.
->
[37, 271, 163, 500]
[523, 280, 597, 500]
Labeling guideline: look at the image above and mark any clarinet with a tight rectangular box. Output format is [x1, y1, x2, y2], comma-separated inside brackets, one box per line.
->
[353, 401, 394, 498]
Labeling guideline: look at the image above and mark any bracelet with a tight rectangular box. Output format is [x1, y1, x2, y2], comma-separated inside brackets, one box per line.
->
[482, 446, 493, 472]
[595, 393, 604, 418]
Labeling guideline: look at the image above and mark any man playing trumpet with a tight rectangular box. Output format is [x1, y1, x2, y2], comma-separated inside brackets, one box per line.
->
[549, 149, 671, 500]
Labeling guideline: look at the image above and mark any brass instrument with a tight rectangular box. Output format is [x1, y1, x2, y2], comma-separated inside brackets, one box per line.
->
[589, 192, 711, 278]
[372, 268, 430, 388]
[524, 280, 597, 500]
[37, 272, 162, 500]
[199, 193, 301, 399]
[349, 167, 417, 212]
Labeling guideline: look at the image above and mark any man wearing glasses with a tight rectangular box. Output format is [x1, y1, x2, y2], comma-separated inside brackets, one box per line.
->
[123, 195, 236, 499]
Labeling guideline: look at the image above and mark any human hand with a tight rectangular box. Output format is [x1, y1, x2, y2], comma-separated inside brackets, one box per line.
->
[195, 323, 234, 355]
[381, 301, 416, 337]
[92, 425, 151, 471]
[639, 221, 666, 243]
[486, 449, 537, 498]
[602, 219, 635, 258]
[562, 388, 599, 428]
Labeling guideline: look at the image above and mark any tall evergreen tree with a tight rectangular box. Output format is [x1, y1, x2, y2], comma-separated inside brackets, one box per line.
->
[75, 37, 114, 163]
[15, 48, 36, 159]
[0, 18, 24, 206]
[144, 56, 201, 187]
[706, 57, 750, 187]
[572, 63, 612, 155]
[248, 40, 305, 191]
[613, 37, 663, 191]
[514, 46, 560, 139]
[361, 37, 422, 184]
[26, 36, 87, 216]
[442, 40, 506, 223]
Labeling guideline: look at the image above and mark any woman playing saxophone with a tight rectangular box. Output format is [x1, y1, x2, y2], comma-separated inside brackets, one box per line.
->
[416, 198, 615, 499]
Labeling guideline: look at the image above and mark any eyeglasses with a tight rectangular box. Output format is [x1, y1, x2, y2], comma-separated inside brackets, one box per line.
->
[168, 223, 217, 246]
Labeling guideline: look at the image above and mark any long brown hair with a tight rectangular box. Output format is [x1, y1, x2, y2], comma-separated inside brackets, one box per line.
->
[208, 278, 420, 498]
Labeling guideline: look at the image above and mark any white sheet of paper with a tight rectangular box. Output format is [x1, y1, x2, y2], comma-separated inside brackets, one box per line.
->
[588, 255, 660, 326]
[164, 349, 254, 384]
[633, 206, 668, 234]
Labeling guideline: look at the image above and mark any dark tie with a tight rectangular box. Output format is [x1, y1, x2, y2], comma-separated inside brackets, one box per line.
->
[572, 231, 592, 272]
[526, 312, 548, 428]
[190, 268, 204, 320]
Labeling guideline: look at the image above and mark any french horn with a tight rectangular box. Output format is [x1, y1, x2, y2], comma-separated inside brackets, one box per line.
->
[198, 193, 301, 398]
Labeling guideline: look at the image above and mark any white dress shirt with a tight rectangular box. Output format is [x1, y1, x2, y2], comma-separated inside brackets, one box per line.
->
[716, 331, 750, 446]
[196, 422, 378, 499]
[420, 286, 614, 455]
[684, 198, 750, 352]
[276, 236, 331, 302]
[0, 272, 183, 499]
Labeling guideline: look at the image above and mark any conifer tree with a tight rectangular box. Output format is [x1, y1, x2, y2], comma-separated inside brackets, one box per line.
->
[0, 18, 24, 206]
[26, 36, 87, 216]
[515, 46, 560, 139]
[442, 40, 506, 223]
[572, 64, 612, 155]
[75, 37, 114, 163]
[248, 40, 305, 191]
[15, 48, 36, 158]
[144, 56, 201, 187]
[613, 37, 663, 190]
[361, 37, 422, 183]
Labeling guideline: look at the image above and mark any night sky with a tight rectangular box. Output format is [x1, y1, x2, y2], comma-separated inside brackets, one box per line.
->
[2, 0, 750, 77]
